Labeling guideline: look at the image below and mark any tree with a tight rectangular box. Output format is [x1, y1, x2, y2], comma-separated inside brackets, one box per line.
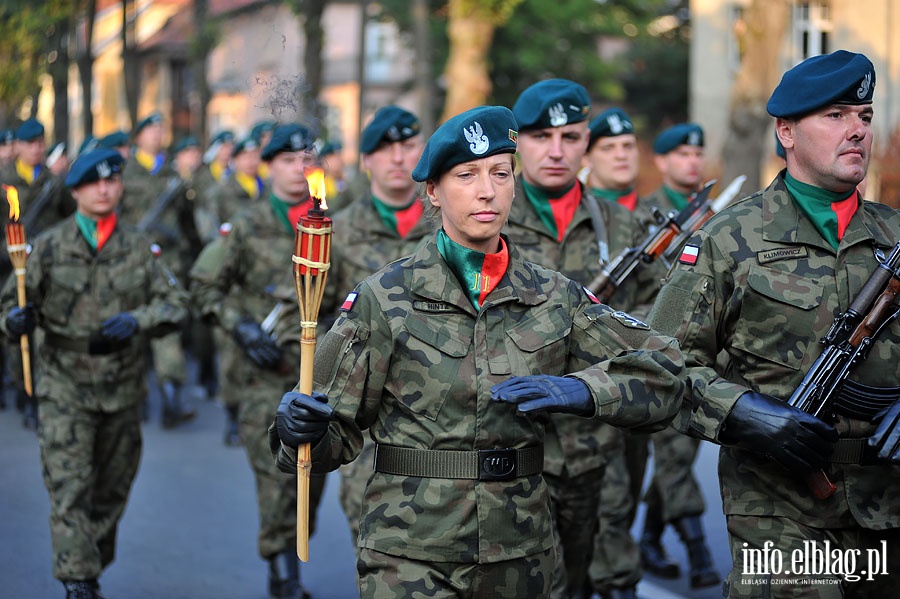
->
[720, 0, 789, 192]
[122, 0, 140, 128]
[75, 0, 98, 138]
[285, 0, 327, 131]
[191, 0, 218, 142]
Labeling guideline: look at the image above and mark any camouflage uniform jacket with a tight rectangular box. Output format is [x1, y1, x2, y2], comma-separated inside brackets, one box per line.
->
[275, 234, 684, 563]
[0, 218, 188, 411]
[318, 195, 436, 334]
[503, 180, 666, 477]
[189, 200, 301, 385]
[648, 171, 900, 529]
[194, 174, 255, 244]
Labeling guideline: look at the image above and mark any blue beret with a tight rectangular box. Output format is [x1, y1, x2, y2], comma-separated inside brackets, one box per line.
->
[209, 130, 235, 147]
[171, 136, 200, 155]
[250, 120, 277, 143]
[653, 123, 704, 154]
[589, 108, 635, 147]
[98, 130, 130, 149]
[360, 106, 420, 154]
[232, 135, 260, 157]
[65, 148, 125, 188]
[0, 129, 14, 145]
[15, 119, 45, 141]
[412, 106, 518, 182]
[46, 142, 67, 168]
[767, 50, 875, 118]
[512, 79, 591, 130]
[78, 136, 98, 156]
[134, 112, 162, 135]
[261, 123, 314, 161]
[319, 141, 342, 157]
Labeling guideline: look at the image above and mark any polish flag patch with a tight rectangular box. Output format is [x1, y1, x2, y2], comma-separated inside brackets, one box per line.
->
[679, 244, 700, 265]
[340, 292, 358, 312]
[583, 286, 601, 304]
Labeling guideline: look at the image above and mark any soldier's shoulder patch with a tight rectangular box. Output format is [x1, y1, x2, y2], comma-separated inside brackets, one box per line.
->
[583, 286, 601, 304]
[610, 310, 649, 330]
[679, 244, 700, 265]
[340, 291, 358, 312]
[149, 243, 162, 257]
[219, 222, 233, 236]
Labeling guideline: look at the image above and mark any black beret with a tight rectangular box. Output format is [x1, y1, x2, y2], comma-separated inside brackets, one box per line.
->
[65, 148, 125, 188]
[134, 112, 162, 135]
[588, 108, 635, 148]
[261, 123, 314, 161]
[412, 105, 518, 182]
[360, 106, 420, 154]
[98, 130, 130, 149]
[15, 119, 45, 141]
[512, 79, 591, 130]
[0, 129, 14, 145]
[653, 123, 704, 154]
[767, 50, 875, 118]
[232, 135, 260, 158]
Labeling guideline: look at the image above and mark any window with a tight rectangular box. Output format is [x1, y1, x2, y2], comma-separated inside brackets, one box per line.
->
[793, 1, 832, 62]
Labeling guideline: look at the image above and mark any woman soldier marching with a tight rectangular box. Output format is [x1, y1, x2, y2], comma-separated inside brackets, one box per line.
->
[271, 105, 685, 598]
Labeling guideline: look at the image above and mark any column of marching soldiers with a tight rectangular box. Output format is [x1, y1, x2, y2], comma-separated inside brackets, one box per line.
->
[4, 49, 897, 599]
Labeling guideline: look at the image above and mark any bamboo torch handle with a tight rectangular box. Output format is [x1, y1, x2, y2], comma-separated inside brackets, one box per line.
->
[296, 336, 316, 562]
[15, 272, 31, 396]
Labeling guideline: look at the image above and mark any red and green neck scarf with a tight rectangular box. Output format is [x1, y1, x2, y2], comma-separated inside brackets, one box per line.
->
[372, 194, 423, 238]
[522, 179, 582, 241]
[662, 185, 690, 211]
[76, 212, 117, 253]
[592, 187, 638, 211]
[784, 172, 858, 251]
[436, 229, 509, 311]
[269, 192, 312, 235]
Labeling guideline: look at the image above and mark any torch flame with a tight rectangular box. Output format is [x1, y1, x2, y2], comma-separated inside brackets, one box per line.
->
[304, 167, 327, 211]
[3, 185, 19, 222]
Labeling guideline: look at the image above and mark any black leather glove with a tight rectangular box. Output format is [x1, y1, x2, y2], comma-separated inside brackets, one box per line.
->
[276, 391, 333, 448]
[867, 400, 900, 464]
[720, 391, 838, 473]
[232, 318, 282, 369]
[490, 375, 595, 416]
[100, 313, 139, 341]
[6, 304, 35, 337]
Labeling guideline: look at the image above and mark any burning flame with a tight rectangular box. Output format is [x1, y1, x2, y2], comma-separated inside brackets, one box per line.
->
[3, 185, 19, 222]
[304, 167, 327, 211]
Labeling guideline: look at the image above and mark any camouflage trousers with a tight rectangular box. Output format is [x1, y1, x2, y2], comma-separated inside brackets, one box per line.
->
[38, 395, 142, 581]
[214, 328, 241, 410]
[338, 437, 376, 548]
[589, 429, 649, 593]
[151, 332, 187, 384]
[239, 376, 326, 558]
[357, 546, 554, 598]
[725, 514, 900, 598]
[644, 425, 705, 522]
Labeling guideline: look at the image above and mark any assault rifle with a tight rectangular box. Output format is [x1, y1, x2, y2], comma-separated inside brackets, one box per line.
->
[20, 177, 62, 233]
[136, 176, 185, 243]
[788, 240, 900, 499]
[587, 175, 746, 302]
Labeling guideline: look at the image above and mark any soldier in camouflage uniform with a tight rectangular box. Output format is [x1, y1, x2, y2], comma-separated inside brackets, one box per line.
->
[0, 128, 15, 168]
[648, 50, 900, 598]
[0, 148, 188, 599]
[637, 122, 720, 589]
[504, 79, 665, 599]
[191, 123, 325, 599]
[317, 105, 434, 547]
[271, 105, 685, 599]
[0, 118, 76, 428]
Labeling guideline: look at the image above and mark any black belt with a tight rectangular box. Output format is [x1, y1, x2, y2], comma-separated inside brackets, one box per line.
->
[373, 444, 543, 481]
[43, 331, 132, 355]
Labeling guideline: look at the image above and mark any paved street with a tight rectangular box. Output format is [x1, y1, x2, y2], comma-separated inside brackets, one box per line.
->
[1, 388, 728, 599]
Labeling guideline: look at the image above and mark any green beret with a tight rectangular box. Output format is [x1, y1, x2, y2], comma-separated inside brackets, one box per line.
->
[512, 79, 591, 130]
[261, 123, 314, 161]
[209, 130, 235, 147]
[768, 50, 875, 118]
[653, 123, 704, 154]
[15, 118, 45, 142]
[171, 136, 200, 155]
[412, 105, 518, 182]
[588, 108, 635, 148]
[78, 136, 98, 156]
[98, 130, 130, 149]
[65, 148, 124, 188]
[250, 120, 277, 143]
[232, 135, 260, 158]
[134, 112, 162, 135]
[319, 141, 342, 157]
[360, 106, 420, 154]
[0, 129, 14, 145]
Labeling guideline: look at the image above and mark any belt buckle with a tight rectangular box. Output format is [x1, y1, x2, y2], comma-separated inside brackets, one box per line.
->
[478, 448, 517, 481]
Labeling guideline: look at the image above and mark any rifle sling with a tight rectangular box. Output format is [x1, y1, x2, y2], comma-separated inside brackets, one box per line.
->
[581, 191, 609, 267]
[20, 178, 58, 232]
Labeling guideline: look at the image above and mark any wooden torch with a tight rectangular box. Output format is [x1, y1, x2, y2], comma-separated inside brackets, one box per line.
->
[291, 167, 332, 561]
[3, 185, 32, 397]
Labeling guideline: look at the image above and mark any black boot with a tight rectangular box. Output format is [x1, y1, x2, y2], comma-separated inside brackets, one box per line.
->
[62, 580, 102, 599]
[22, 393, 38, 430]
[161, 380, 196, 429]
[268, 551, 311, 599]
[673, 515, 720, 589]
[223, 404, 242, 446]
[639, 505, 680, 579]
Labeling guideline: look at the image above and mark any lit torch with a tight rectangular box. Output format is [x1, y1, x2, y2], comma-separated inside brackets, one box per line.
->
[3, 185, 32, 397]
[291, 167, 332, 561]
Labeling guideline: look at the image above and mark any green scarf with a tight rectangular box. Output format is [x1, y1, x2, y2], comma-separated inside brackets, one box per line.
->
[436, 229, 508, 310]
[371, 194, 423, 238]
[662, 186, 690, 211]
[591, 187, 633, 203]
[522, 179, 579, 241]
[784, 172, 856, 251]
[268, 192, 309, 235]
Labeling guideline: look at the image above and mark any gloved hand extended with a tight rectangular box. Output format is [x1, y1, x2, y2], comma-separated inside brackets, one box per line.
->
[100, 313, 138, 341]
[6, 303, 36, 337]
[490, 375, 595, 416]
[868, 399, 900, 464]
[232, 318, 282, 369]
[276, 391, 333, 448]
[720, 391, 838, 473]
